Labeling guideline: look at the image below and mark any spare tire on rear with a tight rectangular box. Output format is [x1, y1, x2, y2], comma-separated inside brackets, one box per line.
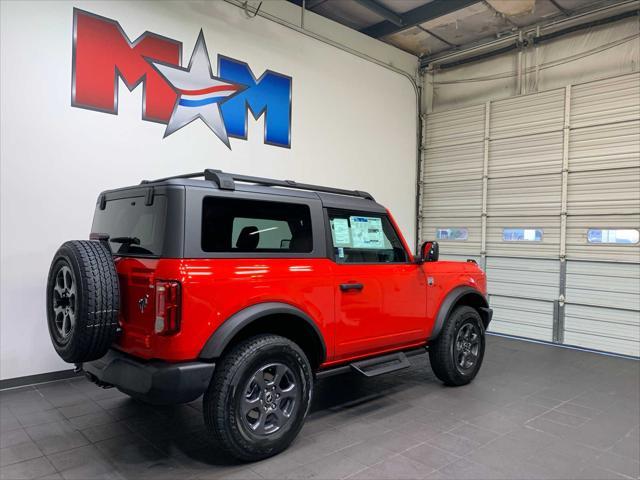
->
[46, 240, 120, 363]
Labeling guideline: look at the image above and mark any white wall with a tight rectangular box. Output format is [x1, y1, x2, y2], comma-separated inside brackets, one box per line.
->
[0, 1, 418, 380]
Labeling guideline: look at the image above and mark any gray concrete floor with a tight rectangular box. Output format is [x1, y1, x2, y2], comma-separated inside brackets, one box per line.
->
[1, 335, 638, 480]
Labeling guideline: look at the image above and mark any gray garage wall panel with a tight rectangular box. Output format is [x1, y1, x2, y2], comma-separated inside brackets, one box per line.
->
[422, 142, 483, 181]
[567, 168, 640, 216]
[570, 73, 640, 129]
[490, 131, 563, 178]
[425, 104, 485, 148]
[568, 120, 640, 172]
[565, 261, 640, 311]
[490, 89, 565, 139]
[488, 175, 562, 217]
[422, 218, 481, 256]
[486, 257, 560, 301]
[421, 179, 482, 218]
[564, 304, 639, 357]
[486, 216, 560, 258]
[486, 257, 559, 341]
[566, 214, 640, 263]
[489, 296, 554, 342]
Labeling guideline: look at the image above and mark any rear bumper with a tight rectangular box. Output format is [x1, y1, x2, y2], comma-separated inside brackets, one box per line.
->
[82, 349, 215, 405]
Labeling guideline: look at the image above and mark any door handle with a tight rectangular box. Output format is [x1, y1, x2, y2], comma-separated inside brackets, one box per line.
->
[340, 283, 364, 292]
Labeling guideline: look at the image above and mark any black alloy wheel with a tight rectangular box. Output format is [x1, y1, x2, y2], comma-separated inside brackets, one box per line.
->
[204, 335, 313, 462]
[239, 363, 300, 436]
[51, 264, 78, 342]
[454, 321, 481, 373]
[429, 305, 486, 386]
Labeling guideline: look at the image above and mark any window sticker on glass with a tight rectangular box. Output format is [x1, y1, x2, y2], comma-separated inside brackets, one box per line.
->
[587, 229, 639, 244]
[331, 218, 352, 246]
[350, 216, 385, 249]
[502, 228, 543, 242]
[436, 228, 468, 241]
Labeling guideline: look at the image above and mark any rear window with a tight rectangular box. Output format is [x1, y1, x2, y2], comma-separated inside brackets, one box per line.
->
[91, 196, 167, 257]
[201, 197, 312, 253]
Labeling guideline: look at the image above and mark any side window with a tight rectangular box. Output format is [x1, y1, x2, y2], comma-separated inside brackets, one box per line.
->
[201, 197, 312, 253]
[232, 218, 292, 250]
[328, 210, 408, 263]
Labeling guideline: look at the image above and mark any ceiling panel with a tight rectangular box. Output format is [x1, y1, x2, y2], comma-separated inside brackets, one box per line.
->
[418, 3, 513, 47]
[383, 26, 451, 56]
[292, 0, 632, 57]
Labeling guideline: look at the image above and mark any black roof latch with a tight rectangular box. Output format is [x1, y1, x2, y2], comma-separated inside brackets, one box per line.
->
[145, 187, 154, 206]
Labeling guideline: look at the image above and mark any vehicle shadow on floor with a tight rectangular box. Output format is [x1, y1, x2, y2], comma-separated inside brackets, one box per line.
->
[144, 366, 433, 469]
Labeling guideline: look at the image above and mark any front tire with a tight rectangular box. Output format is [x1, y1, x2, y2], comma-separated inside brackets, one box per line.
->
[203, 335, 313, 462]
[429, 306, 485, 386]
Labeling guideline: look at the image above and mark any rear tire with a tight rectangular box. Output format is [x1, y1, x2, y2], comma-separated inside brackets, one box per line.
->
[203, 335, 313, 462]
[46, 240, 119, 363]
[429, 306, 485, 386]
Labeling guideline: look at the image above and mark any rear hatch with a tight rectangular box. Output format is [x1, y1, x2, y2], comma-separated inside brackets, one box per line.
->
[90, 187, 183, 356]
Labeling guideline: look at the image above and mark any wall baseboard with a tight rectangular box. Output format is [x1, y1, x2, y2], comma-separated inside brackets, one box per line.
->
[0, 369, 83, 390]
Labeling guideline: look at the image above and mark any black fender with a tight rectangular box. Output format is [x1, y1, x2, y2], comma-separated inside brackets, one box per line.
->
[199, 302, 326, 362]
[429, 286, 492, 341]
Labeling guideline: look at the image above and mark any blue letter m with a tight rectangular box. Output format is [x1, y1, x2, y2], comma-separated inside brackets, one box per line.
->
[219, 56, 292, 148]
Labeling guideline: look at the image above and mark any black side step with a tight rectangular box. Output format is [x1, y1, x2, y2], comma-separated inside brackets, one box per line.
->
[315, 347, 426, 380]
[350, 352, 411, 377]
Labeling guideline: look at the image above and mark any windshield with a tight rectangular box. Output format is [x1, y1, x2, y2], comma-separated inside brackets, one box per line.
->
[91, 195, 167, 257]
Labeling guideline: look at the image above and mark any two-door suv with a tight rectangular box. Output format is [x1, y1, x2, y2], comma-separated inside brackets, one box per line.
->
[46, 169, 492, 461]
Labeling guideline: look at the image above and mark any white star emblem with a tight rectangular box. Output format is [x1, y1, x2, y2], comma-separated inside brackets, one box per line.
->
[148, 30, 244, 147]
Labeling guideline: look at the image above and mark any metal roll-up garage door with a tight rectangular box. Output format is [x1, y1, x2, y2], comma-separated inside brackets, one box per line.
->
[485, 89, 564, 342]
[563, 73, 640, 357]
[420, 104, 484, 263]
[420, 72, 640, 357]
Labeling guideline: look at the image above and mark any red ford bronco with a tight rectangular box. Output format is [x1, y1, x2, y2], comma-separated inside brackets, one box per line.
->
[46, 169, 492, 461]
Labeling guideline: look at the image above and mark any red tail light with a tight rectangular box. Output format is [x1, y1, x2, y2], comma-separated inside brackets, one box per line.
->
[154, 280, 181, 335]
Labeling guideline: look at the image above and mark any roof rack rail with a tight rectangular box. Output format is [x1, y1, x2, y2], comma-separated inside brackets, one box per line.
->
[141, 169, 375, 200]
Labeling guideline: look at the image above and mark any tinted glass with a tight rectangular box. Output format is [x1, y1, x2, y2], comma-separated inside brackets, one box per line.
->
[328, 211, 407, 263]
[202, 197, 312, 253]
[502, 228, 543, 242]
[91, 196, 167, 257]
[587, 229, 639, 244]
[436, 228, 468, 241]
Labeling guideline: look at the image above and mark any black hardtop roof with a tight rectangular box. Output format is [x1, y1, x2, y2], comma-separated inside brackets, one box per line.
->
[99, 169, 387, 213]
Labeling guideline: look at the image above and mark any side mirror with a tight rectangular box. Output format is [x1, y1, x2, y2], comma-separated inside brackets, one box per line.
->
[417, 241, 439, 263]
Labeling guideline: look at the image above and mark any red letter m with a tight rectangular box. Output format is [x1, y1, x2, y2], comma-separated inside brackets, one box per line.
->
[72, 9, 181, 123]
